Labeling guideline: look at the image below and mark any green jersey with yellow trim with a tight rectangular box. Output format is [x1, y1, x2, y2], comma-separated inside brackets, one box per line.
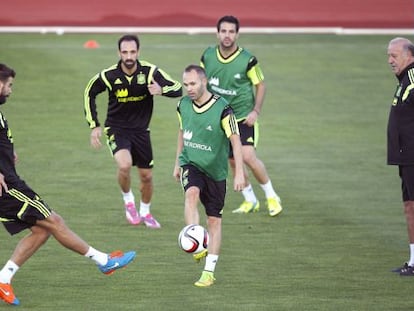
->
[84, 60, 182, 130]
[177, 94, 239, 181]
[201, 46, 264, 120]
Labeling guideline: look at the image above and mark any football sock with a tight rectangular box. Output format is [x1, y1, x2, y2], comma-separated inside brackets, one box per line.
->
[204, 254, 219, 272]
[408, 244, 414, 266]
[260, 180, 277, 198]
[84, 247, 108, 266]
[139, 201, 151, 216]
[0, 260, 19, 284]
[122, 190, 135, 204]
[242, 184, 257, 203]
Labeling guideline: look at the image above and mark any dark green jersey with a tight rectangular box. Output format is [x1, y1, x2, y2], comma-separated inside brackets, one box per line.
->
[177, 94, 239, 181]
[200, 46, 264, 120]
[84, 60, 182, 130]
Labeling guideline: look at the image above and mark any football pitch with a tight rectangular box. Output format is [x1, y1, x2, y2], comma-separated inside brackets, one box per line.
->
[0, 32, 413, 310]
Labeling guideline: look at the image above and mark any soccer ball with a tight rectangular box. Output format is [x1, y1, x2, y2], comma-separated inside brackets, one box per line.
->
[178, 224, 209, 254]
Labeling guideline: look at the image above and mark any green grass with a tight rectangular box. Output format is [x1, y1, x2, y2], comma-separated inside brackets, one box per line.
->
[0, 32, 413, 310]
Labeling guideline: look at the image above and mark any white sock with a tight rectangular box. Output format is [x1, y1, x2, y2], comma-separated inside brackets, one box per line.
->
[139, 201, 151, 216]
[0, 260, 19, 284]
[260, 180, 278, 199]
[84, 247, 108, 266]
[204, 254, 219, 273]
[242, 184, 257, 203]
[409, 244, 414, 266]
[122, 190, 135, 204]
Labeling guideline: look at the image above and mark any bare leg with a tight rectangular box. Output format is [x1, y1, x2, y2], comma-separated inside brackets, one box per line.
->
[404, 201, 414, 243]
[10, 225, 50, 266]
[35, 212, 89, 255]
[114, 149, 133, 193]
[241, 145, 269, 184]
[138, 168, 153, 204]
[206, 216, 221, 255]
[184, 186, 200, 225]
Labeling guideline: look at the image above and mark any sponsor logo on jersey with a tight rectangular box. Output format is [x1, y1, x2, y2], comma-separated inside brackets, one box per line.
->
[116, 88, 129, 97]
[208, 77, 219, 86]
[183, 129, 212, 152]
[183, 129, 193, 140]
[211, 85, 237, 96]
[115, 88, 147, 103]
[208, 76, 237, 96]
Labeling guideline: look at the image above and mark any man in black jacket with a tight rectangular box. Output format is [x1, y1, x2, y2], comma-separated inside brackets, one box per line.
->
[84, 34, 182, 228]
[387, 37, 414, 276]
[0, 63, 135, 306]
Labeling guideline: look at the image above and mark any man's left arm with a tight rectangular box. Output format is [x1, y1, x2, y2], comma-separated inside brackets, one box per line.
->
[244, 58, 266, 126]
[222, 107, 245, 191]
[402, 68, 414, 104]
[150, 68, 182, 98]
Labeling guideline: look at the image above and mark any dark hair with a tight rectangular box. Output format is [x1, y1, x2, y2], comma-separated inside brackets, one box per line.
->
[0, 64, 16, 82]
[118, 34, 140, 50]
[184, 64, 206, 78]
[216, 15, 239, 32]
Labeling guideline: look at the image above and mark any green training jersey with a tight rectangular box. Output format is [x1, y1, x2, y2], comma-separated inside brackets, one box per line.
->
[200, 46, 264, 120]
[177, 94, 239, 181]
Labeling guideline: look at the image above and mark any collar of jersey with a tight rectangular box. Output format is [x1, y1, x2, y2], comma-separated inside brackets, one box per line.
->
[216, 46, 243, 63]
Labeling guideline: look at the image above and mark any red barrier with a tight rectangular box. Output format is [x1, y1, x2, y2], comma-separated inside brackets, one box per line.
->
[1, 0, 412, 28]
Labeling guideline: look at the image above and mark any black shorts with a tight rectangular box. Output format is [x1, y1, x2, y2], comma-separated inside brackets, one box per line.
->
[105, 127, 154, 168]
[229, 120, 258, 158]
[0, 180, 51, 235]
[180, 164, 226, 218]
[399, 165, 414, 201]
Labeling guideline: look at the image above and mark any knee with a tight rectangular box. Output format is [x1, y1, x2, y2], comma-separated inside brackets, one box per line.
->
[47, 212, 67, 231]
[31, 225, 51, 240]
[140, 171, 153, 184]
[242, 151, 257, 167]
[207, 216, 221, 231]
[404, 201, 414, 215]
[208, 216, 221, 224]
[186, 186, 200, 198]
[118, 163, 132, 174]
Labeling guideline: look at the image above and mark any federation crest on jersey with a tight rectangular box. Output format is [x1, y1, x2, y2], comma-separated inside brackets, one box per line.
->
[137, 73, 146, 85]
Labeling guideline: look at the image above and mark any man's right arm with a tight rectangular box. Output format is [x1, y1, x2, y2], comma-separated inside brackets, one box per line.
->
[83, 73, 106, 129]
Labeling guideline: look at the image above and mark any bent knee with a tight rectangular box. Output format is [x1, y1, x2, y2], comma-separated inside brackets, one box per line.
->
[139, 169, 153, 183]
[31, 225, 52, 240]
[186, 186, 200, 197]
